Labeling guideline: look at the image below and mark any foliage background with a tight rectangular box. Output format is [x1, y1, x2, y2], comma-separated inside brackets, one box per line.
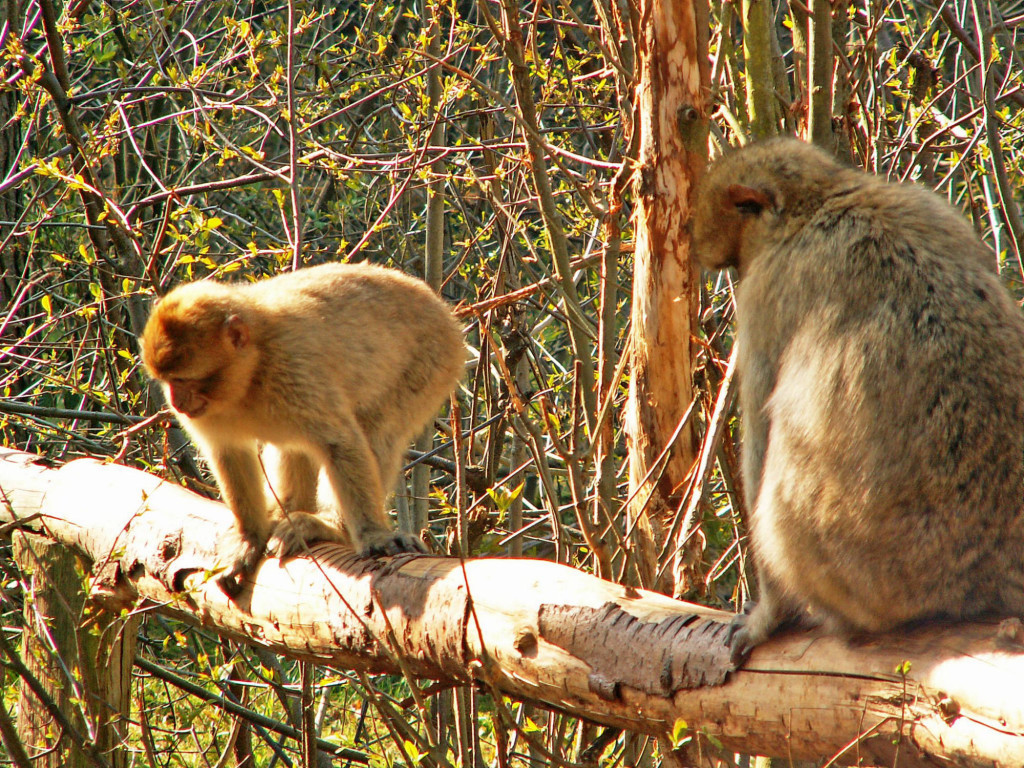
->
[1, 0, 1022, 765]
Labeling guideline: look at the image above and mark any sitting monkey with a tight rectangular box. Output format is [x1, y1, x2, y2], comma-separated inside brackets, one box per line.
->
[690, 138, 1024, 663]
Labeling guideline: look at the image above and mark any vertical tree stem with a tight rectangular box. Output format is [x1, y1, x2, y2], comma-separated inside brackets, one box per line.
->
[807, 0, 834, 147]
[286, 0, 303, 268]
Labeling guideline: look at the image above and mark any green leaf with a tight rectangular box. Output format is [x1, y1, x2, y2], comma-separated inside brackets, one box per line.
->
[522, 717, 542, 733]
[486, 482, 525, 515]
[670, 718, 690, 749]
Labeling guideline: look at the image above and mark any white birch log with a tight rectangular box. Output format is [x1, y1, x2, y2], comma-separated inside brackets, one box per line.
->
[1, 447, 1022, 767]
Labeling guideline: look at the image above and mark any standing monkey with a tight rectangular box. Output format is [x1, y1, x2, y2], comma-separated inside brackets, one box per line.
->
[690, 138, 1024, 663]
[141, 263, 464, 594]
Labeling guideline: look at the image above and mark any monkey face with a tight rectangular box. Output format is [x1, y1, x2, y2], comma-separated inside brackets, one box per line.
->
[162, 372, 221, 419]
[144, 337, 243, 421]
[141, 285, 253, 422]
[691, 181, 776, 271]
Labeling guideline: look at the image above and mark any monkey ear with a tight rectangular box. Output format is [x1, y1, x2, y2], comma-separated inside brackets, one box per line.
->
[726, 184, 775, 215]
[224, 314, 250, 350]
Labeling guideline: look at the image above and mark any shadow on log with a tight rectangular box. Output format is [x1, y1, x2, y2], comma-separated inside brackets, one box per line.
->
[1, 447, 1023, 767]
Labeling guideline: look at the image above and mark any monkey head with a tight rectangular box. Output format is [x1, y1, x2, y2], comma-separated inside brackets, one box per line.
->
[141, 282, 258, 421]
[690, 138, 845, 274]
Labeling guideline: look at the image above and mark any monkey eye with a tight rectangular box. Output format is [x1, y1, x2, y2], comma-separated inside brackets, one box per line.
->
[169, 375, 203, 388]
[734, 199, 765, 215]
[196, 372, 222, 393]
[726, 184, 773, 216]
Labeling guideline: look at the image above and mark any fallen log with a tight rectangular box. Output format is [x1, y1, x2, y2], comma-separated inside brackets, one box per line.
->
[1, 447, 1022, 766]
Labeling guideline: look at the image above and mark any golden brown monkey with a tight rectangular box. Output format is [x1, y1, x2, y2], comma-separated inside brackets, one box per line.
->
[141, 262, 464, 594]
[691, 138, 1024, 664]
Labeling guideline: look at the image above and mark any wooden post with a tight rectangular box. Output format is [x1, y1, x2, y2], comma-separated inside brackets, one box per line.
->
[14, 531, 137, 768]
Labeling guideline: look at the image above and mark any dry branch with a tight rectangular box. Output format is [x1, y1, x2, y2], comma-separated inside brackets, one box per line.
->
[1, 447, 1023, 767]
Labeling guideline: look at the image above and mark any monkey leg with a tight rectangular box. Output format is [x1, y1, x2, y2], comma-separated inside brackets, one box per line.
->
[268, 447, 320, 513]
[363, 429, 430, 556]
[319, 424, 427, 557]
[366, 431, 404, 500]
[359, 432, 429, 555]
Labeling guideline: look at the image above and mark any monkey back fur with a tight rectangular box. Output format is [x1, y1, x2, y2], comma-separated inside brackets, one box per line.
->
[691, 138, 1024, 662]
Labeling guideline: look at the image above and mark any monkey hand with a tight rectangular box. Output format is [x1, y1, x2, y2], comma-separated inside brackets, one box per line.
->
[217, 533, 267, 598]
[358, 529, 428, 558]
[266, 512, 347, 559]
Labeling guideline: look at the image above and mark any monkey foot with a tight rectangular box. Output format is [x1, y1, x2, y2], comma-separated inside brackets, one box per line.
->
[358, 530, 428, 557]
[726, 599, 809, 667]
[266, 512, 346, 559]
[725, 611, 759, 668]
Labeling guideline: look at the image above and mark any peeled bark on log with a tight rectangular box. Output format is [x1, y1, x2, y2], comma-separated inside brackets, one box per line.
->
[1, 447, 1023, 767]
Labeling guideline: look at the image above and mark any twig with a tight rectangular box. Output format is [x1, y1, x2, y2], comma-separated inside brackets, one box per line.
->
[933, 1, 1024, 108]
[135, 656, 367, 762]
[0, 691, 34, 768]
[971, 0, 1024, 271]
[0, 631, 112, 768]
[657, 346, 738, 583]
[0, 400, 141, 425]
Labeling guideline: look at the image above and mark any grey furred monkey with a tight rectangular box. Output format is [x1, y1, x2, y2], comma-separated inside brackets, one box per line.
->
[691, 138, 1024, 664]
[141, 263, 465, 595]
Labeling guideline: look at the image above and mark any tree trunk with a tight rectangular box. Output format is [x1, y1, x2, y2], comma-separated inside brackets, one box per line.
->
[15, 533, 91, 768]
[2, 447, 1023, 767]
[624, 0, 709, 596]
[0, 0, 28, 391]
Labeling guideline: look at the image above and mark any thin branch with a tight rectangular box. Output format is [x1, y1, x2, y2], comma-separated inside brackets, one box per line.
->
[971, 0, 1024, 269]
[0, 400, 141, 426]
[658, 346, 738, 585]
[135, 656, 368, 762]
[0, 695, 33, 768]
[0, 631, 112, 768]
[495, 0, 598, 431]
[933, 1, 1024, 108]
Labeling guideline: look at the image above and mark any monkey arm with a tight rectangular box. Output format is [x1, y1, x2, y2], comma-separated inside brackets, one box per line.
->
[269, 448, 319, 513]
[201, 443, 276, 595]
[206, 443, 273, 544]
